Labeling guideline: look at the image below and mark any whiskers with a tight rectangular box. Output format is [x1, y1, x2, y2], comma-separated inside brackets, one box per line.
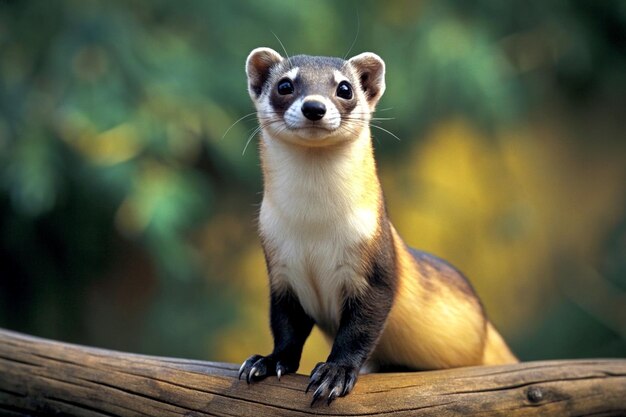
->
[231, 109, 398, 157]
[332, 110, 401, 143]
[221, 111, 257, 141]
[272, 31, 293, 68]
[221, 110, 286, 156]
[242, 113, 285, 156]
[342, 9, 360, 60]
[221, 110, 264, 156]
[368, 121, 401, 142]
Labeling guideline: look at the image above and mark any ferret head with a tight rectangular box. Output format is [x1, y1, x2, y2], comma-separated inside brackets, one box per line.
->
[246, 47, 385, 147]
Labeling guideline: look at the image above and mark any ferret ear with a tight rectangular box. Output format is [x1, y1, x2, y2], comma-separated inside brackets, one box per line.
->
[246, 47, 283, 99]
[348, 52, 386, 109]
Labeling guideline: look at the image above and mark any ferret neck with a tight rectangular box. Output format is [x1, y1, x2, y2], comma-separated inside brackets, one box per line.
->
[259, 127, 381, 211]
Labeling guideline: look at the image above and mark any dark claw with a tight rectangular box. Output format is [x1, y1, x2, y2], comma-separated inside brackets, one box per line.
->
[247, 366, 257, 384]
[238, 354, 273, 384]
[276, 363, 286, 381]
[306, 362, 327, 393]
[311, 382, 328, 406]
[307, 362, 358, 407]
[327, 387, 339, 405]
[341, 371, 358, 397]
[238, 362, 246, 380]
[238, 354, 262, 382]
[240, 354, 299, 385]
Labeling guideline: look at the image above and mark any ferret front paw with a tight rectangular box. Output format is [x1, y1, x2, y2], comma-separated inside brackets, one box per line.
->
[238, 354, 296, 383]
[306, 362, 358, 406]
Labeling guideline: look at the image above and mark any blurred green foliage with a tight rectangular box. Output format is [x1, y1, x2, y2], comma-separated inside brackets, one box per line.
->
[0, 0, 625, 365]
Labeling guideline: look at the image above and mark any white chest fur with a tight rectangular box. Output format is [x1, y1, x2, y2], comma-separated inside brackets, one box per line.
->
[259, 131, 379, 334]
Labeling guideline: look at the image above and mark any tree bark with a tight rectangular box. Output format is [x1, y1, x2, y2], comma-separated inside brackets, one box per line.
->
[0, 328, 624, 416]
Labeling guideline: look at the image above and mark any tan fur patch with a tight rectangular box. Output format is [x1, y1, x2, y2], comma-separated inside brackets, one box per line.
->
[371, 226, 487, 369]
[482, 322, 518, 365]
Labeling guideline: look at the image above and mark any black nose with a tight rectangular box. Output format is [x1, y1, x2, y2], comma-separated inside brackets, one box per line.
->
[301, 100, 326, 121]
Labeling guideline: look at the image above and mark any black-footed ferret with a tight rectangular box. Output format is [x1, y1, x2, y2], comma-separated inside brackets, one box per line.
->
[238, 47, 517, 406]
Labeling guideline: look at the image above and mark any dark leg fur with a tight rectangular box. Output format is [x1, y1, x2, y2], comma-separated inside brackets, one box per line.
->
[307, 222, 397, 406]
[239, 288, 314, 383]
[306, 288, 394, 405]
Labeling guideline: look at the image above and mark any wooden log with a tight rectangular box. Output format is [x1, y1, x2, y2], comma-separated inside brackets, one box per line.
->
[0, 328, 624, 416]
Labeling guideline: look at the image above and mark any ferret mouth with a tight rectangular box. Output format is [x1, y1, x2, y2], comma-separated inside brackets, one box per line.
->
[265, 120, 346, 146]
[289, 126, 337, 145]
[290, 125, 336, 139]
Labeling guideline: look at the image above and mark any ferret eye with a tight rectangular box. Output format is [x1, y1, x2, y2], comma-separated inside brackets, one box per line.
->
[336, 81, 353, 100]
[277, 79, 294, 95]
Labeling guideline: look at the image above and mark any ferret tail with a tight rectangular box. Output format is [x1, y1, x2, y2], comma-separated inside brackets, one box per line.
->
[482, 322, 518, 365]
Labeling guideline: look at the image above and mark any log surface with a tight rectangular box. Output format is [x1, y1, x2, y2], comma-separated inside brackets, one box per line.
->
[0, 328, 625, 416]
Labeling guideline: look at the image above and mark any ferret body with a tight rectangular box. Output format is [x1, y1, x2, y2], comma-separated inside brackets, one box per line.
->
[239, 47, 517, 405]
